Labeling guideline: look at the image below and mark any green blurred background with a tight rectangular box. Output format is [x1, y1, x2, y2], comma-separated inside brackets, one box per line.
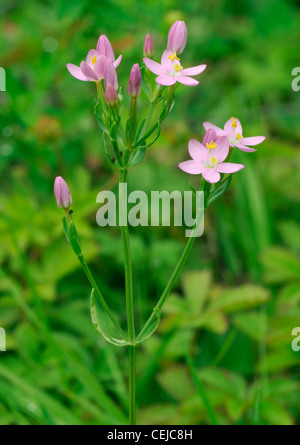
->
[1, 0, 300, 425]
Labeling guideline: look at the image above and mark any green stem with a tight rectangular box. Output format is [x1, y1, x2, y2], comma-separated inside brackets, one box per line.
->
[77, 254, 126, 340]
[119, 168, 135, 342]
[119, 168, 136, 424]
[129, 345, 136, 425]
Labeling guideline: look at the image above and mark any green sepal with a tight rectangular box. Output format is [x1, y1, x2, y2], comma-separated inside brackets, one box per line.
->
[90, 289, 129, 347]
[207, 175, 232, 207]
[68, 221, 81, 256]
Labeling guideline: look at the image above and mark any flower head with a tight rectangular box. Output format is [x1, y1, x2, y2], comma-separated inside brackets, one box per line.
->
[143, 50, 206, 86]
[203, 117, 266, 152]
[54, 176, 72, 209]
[128, 64, 141, 97]
[143, 34, 154, 58]
[178, 135, 244, 183]
[67, 35, 122, 83]
[167, 20, 187, 55]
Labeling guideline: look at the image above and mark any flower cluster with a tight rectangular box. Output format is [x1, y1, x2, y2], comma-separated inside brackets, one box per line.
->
[179, 118, 265, 183]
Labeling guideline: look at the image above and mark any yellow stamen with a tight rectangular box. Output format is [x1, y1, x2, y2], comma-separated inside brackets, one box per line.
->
[174, 64, 183, 72]
[91, 55, 97, 65]
[168, 51, 180, 62]
[231, 117, 237, 128]
[211, 156, 218, 164]
[206, 141, 217, 150]
[236, 133, 243, 140]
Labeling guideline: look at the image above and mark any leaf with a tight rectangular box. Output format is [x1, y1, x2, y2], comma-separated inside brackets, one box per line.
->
[233, 311, 267, 341]
[182, 269, 212, 314]
[68, 221, 81, 256]
[207, 175, 232, 206]
[128, 148, 146, 168]
[62, 216, 69, 242]
[260, 401, 294, 425]
[261, 246, 300, 284]
[208, 284, 269, 313]
[136, 309, 160, 344]
[90, 289, 129, 347]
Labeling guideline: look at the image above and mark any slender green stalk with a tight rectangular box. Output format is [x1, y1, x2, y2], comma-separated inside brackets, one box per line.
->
[129, 345, 136, 425]
[77, 254, 126, 340]
[119, 168, 135, 342]
[119, 167, 136, 425]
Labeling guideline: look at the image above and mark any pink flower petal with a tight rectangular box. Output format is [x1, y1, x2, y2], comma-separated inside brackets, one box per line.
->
[239, 136, 265, 146]
[215, 162, 244, 174]
[203, 122, 226, 136]
[86, 49, 100, 68]
[178, 160, 204, 174]
[224, 117, 242, 135]
[214, 136, 230, 162]
[97, 35, 115, 61]
[235, 144, 256, 152]
[180, 64, 207, 76]
[161, 50, 173, 70]
[80, 61, 98, 81]
[66, 63, 89, 81]
[188, 139, 208, 161]
[94, 55, 106, 80]
[176, 76, 199, 86]
[113, 55, 122, 68]
[143, 57, 166, 76]
[202, 168, 220, 183]
[156, 75, 176, 86]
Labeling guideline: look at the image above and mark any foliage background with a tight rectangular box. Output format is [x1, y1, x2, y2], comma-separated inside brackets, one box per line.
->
[0, 0, 300, 425]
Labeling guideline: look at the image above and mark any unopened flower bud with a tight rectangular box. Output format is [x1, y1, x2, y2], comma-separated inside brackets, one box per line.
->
[54, 176, 72, 209]
[167, 20, 187, 55]
[202, 129, 217, 146]
[143, 34, 154, 58]
[105, 83, 118, 105]
[128, 64, 141, 97]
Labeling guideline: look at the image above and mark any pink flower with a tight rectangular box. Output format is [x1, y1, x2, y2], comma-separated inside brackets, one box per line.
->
[66, 35, 122, 82]
[128, 64, 141, 97]
[143, 34, 154, 58]
[203, 117, 266, 153]
[167, 20, 187, 55]
[105, 83, 118, 105]
[178, 135, 244, 183]
[143, 50, 206, 86]
[54, 176, 72, 209]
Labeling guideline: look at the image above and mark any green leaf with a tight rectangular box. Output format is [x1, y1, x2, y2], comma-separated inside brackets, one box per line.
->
[90, 289, 129, 347]
[207, 175, 232, 206]
[62, 216, 69, 242]
[261, 246, 300, 284]
[182, 269, 212, 314]
[128, 148, 146, 168]
[136, 309, 160, 344]
[68, 221, 81, 256]
[208, 284, 269, 313]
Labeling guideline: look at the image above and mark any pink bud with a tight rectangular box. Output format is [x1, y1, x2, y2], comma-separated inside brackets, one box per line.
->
[105, 83, 118, 105]
[143, 34, 154, 58]
[54, 176, 72, 209]
[128, 64, 141, 97]
[167, 20, 187, 55]
[104, 59, 118, 91]
[202, 129, 217, 146]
